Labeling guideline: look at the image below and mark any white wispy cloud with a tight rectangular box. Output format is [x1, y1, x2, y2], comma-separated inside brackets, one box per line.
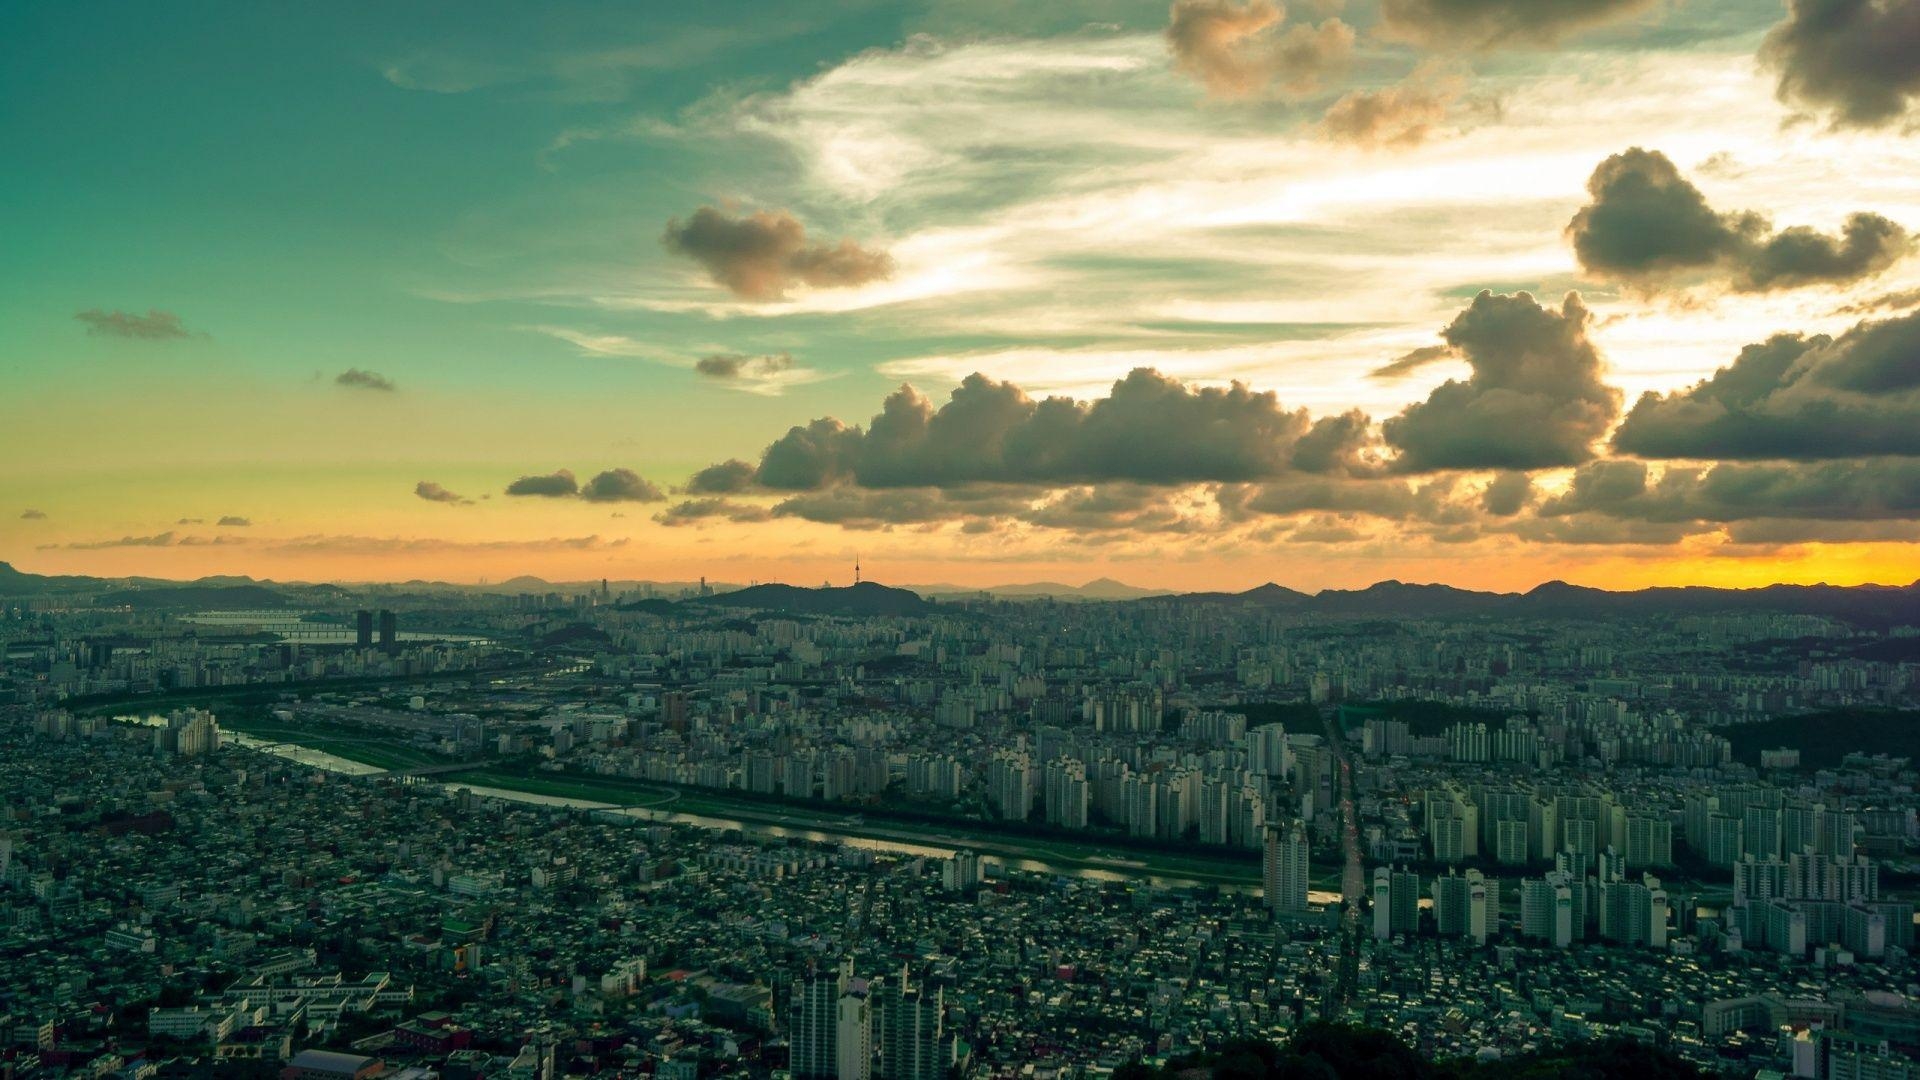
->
[479, 19, 1920, 431]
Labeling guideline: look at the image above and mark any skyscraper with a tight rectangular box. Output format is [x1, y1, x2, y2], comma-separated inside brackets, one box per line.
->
[792, 960, 852, 1080]
[837, 989, 873, 1080]
[1433, 871, 1470, 937]
[986, 752, 1035, 822]
[877, 968, 945, 1080]
[1373, 866, 1419, 939]
[378, 609, 397, 656]
[1043, 758, 1089, 829]
[1522, 871, 1576, 948]
[1467, 869, 1493, 946]
[1264, 822, 1310, 917]
[355, 610, 373, 649]
[1625, 813, 1675, 869]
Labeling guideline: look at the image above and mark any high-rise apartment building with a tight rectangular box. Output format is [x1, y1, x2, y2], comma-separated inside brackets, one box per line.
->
[876, 968, 945, 1080]
[1264, 822, 1310, 916]
[791, 961, 852, 1080]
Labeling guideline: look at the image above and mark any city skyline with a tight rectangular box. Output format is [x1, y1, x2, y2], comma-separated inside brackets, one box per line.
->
[7, 1, 1920, 591]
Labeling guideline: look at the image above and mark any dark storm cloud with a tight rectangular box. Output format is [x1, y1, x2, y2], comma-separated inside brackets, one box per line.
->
[1723, 518, 1920, 545]
[1289, 410, 1380, 475]
[74, 308, 192, 340]
[696, 355, 744, 378]
[1368, 344, 1454, 380]
[1760, 0, 1920, 129]
[504, 469, 580, 497]
[1506, 455, 1920, 546]
[1377, 0, 1657, 50]
[1568, 149, 1912, 292]
[1217, 475, 1475, 525]
[20, 509, 47, 520]
[653, 498, 774, 527]
[684, 459, 758, 495]
[502, 467, 663, 502]
[661, 206, 894, 301]
[695, 352, 794, 380]
[1284, 517, 1369, 544]
[1480, 471, 1534, 516]
[1612, 310, 1920, 460]
[335, 368, 398, 392]
[1382, 290, 1621, 471]
[217, 516, 251, 527]
[415, 481, 472, 505]
[1538, 458, 1659, 516]
[756, 418, 866, 490]
[1165, 0, 1355, 100]
[1505, 514, 1697, 546]
[1540, 458, 1920, 523]
[771, 488, 1020, 529]
[1742, 215, 1913, 291]
[580, 468, 666, 503]
[732, 368, 1324, 491]
[712, 481, 1061, 531]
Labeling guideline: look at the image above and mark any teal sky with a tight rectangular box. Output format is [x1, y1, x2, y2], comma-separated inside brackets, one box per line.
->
[5, 0, 1920, 591]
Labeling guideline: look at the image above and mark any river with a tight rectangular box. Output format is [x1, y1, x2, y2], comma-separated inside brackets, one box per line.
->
[201, 728, 1295, 897]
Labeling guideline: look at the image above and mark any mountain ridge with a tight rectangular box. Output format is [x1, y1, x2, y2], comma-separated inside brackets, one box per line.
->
[1162, 576, 1920, 626]
[4, 561, 1919, 624]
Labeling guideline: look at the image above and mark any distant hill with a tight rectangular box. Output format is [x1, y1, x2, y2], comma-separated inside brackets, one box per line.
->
[615, 598, 681, 617]
[685, 581, 932, 616]
[919, 577, 1169, 601]
[1314, 580, 1514, 617]
[1161, 577, 1920, 626]
[1513, 579, 1920, 626]
[536, 622, 614, 649]
[6, 555, 1919, 627]
[1176, 581, 1311, 606]
[0, 561, 105, 595]
[98, 584, 292, 610]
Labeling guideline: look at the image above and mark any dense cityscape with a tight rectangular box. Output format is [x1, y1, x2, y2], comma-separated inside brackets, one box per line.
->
[3, 567, 1919, 1078]
[10, 0, 1920, 1076]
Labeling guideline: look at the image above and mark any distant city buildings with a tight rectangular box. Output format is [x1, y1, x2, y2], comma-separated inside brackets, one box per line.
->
[1, 579, 1918, 1076]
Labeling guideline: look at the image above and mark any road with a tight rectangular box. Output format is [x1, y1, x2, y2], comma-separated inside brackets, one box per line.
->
[1320, 710, 1366, 918]
[1319, 706, 1367, 1010]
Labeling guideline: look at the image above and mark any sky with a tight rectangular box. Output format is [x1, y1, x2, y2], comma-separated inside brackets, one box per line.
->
[3, 0, 1919, 592]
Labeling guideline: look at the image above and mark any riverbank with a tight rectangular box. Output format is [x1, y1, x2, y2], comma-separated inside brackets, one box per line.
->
[184, 720, 1276, 892]
[447, 764, 1270, 889]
